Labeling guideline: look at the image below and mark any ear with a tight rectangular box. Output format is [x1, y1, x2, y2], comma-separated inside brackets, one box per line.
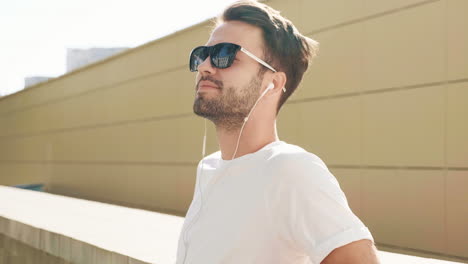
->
[270, 71, 287, 95]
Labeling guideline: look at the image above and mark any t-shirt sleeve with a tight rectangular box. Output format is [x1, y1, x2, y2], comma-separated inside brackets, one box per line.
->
[266, 154, 375, 264]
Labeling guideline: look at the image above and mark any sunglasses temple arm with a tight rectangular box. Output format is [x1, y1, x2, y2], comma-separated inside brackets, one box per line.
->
[240, 47, 286, 92]
[240, 47, 277, 73]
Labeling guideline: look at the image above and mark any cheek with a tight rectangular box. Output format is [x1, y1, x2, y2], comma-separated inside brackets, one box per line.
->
[222, 69, 250, 87]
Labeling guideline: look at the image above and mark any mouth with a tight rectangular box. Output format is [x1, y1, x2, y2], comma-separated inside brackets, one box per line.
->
[197, 81, 220, 92]
[198, 85, 219, 91]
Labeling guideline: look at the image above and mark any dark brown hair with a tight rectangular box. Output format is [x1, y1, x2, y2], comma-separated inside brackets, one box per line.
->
[215, 0, 319, 114]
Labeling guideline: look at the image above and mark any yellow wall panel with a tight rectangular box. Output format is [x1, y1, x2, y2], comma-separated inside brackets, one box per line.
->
[0, 114, 19, 137]
[175, 116, 207, 163]
[361, 169, 406, 245]
[0, 68, 197, 138]
[402, 169, 445, 253]
[47, 163, 120, 202]
[173, 165, 199, 212]
[29, 119, 164, 163]
[329, 168, 363, 218]
[363, 0, 430, 17]
[0, 163, 50, 186]
[102, 70, 188, 121]
[362, 168, 446, 254]
[20, 116, 207, 164]
[297, 24, 363, 99]
[3, 135, 53, 161]
[48, 163, 196, 215]
[446, 171, 468, 256]
[268, 0, 301, 30]
[297, 0, 364, 33]
[447, 0, 468, 80]
[277, 103, 301, 145]
[126, 165, 185, 214]
[299, 96, 361, 166]
[363, 86, 445, 167]
[363, 0, 444, 91]
[446, 82, 468, 167]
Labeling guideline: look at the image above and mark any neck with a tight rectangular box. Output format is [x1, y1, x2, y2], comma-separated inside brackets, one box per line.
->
[215, 117, 279, 160]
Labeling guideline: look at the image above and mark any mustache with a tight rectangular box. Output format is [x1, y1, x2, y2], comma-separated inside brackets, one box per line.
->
[197, 76, 224, 89]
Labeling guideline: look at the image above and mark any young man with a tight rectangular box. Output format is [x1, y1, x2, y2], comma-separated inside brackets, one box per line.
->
[176, 1, 381, 263]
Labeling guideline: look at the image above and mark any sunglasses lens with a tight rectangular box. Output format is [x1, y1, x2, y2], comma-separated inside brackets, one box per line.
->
[211, 43, 239, 69]
[190, 46, 209, 72]
[189, 43, 240, 71]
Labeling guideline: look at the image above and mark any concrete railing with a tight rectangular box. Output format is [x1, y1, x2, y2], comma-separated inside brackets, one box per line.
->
[0, 185, 184, 263]
[0, 185, 464, 264]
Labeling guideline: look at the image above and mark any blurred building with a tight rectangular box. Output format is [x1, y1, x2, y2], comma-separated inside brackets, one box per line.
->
[21, 48, 129, 89]
[66, 47, 129, 72]
[24, 76, 52, 88]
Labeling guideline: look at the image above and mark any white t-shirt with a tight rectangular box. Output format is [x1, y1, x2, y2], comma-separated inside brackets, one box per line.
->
[175, 140, 374, 264]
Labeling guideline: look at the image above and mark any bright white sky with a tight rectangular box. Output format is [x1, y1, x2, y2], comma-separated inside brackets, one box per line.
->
[0, 0, 238, 96]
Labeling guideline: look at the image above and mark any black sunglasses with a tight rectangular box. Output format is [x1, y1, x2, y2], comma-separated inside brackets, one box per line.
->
[189, 42, 277, 73]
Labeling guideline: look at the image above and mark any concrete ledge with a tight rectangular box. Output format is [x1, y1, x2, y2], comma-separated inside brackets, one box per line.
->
[0, 185, 465, 264]
[0, 185, 184, 264]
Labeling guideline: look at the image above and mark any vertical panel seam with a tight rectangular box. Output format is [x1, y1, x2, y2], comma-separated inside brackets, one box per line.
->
[442, 0, 448, 254]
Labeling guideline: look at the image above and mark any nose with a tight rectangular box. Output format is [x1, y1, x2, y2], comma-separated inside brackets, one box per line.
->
[197, 55, 216, 75]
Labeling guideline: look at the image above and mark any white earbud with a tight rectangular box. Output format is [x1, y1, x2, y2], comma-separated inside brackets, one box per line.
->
[258, 83, 274, 99]
[267, 82, 274, 91]
[266, 82, 286, 93]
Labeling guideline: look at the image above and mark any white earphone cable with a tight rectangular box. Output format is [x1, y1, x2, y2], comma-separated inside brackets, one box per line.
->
[231, 85, 272, 160]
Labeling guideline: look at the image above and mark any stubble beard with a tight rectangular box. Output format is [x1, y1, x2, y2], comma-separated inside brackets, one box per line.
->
[193, 73, 263, 132]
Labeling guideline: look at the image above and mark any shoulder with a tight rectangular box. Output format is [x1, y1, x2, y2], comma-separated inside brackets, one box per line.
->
[265, 142, 330, 176]
[198, 150, 221, 168]
[264, 142, 340, 191]
[268, 142, 327, 164]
